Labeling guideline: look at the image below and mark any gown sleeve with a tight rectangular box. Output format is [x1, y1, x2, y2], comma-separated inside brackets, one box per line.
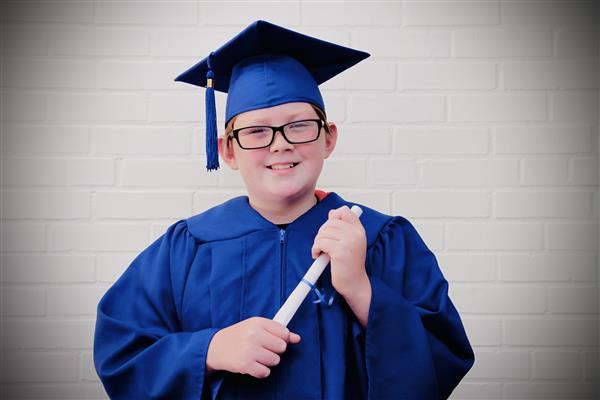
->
[93, 220, 220, 399]
[354, 216, 474, 400]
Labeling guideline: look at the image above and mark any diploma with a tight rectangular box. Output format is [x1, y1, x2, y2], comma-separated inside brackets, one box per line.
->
[273, 205, 363, 327]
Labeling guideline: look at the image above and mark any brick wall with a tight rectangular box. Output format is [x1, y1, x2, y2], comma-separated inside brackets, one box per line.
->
[1, 1, 598, 398]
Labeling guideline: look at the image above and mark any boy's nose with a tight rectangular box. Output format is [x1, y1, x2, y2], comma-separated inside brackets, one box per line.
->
[269, 130, 294, 152]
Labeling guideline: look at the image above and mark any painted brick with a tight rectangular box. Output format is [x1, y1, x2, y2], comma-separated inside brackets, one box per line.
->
[495, 125, 591, 154]
[349, 94, 445, 122]
[1, 223, 45, 252]
[453, 29, 552, 57]
[2, 93, 46, 121]
[121, 159, 218, 187]
[533, 351, 582, 380]
[546, 222, 598, 251]
[353, 28, 450, 58]
[46, 286, 108, 316]
[503, 382, 599, 399]
[2, 320, 96, 349]
[449, 94, 546, 122]
[93, 191, 192, 219]
[52, 28, 150, 56]
[2, 190, 91, 219]
[334, 126, 392, 155]
[96, 254, 136, 283]
[321, 61, 396, 91]
[504, 318, 598, 346]
[81, 352, 99, 381]
[571, 157, 598, 186]
[394, 127, 489, 155]
[152, 28, 241, 57]
[91, 126, 191, 155]
[495, 190, 592, 218]
[318, 158, 366, 187]
[1, 382, 107, 399]
[500, 253, 598, 282]
[3, 59, 97, 89]
[501, 1, 598, 26]
[2, 27, 49, 55]
[556, 28, 599, 58]
[552, 92, 598, 124]
[522, 158, 569, 185]
[548, 286, 598, 314]
[401, 62, 496, 90]
[47, 94, 147, 123]
[198, 2, 300, 25]
[447, 222, 543, 250]
[2, 125, 89, 154]
[421, 159, 519, 187]
[100, 60, 192, 91]
[404, 1, 499, 26]
[302, 2, 401, 26]
[1, 288, 45, 317]
[1, 351, 78, 382]
[468, 350, 530, 379]
[451, 285, 546, 313]
[1, 254, 96, 283]
[394, 190, 490, 218]
[367, 159, 417, 185]
[461, 318, 502, 346]
[437, 254, 496, 282]
[95, 1, 197, 24]
[3, 1, 93, 22]
[503, 61, 598, 90]
[47, 223, 149, 252]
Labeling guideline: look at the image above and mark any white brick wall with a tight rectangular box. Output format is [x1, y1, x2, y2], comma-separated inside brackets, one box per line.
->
[1, 1, 598, 399]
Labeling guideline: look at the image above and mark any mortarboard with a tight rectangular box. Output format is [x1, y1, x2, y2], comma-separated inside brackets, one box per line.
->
[175, 20, 370, 171]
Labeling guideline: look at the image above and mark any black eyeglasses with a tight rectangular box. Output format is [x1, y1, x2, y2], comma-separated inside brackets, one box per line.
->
[228, 119, 325, 150]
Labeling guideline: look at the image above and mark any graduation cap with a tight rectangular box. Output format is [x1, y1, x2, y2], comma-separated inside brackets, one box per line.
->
[175, 20, 370, 171]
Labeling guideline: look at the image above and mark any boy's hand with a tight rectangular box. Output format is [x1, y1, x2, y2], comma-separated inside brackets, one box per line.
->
[206, 317, 301, 379]
[311, 205, 367, 296]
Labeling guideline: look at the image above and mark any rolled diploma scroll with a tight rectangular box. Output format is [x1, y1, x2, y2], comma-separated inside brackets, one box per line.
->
[273, 205, 363, 327]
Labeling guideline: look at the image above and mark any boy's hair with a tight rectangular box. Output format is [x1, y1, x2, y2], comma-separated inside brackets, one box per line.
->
[223, 104, 330, 143]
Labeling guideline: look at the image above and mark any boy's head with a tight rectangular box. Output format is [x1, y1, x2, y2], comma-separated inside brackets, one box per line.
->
[175, 20, 369, 172]
[217, 101, 338, 205]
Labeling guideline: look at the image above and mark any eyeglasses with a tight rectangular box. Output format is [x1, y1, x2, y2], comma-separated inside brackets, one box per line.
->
[229, 119, 325, 150]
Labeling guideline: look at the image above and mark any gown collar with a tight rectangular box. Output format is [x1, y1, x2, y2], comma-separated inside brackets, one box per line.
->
[186, 191, 348, 242]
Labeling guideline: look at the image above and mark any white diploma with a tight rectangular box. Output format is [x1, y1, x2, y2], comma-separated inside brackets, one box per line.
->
[273, 205, 363, 327]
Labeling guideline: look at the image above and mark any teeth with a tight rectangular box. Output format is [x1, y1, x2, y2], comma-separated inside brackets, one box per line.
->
[271, 163, 295, 170]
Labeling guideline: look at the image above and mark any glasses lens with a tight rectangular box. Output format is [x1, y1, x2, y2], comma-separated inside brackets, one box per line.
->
[284, 120, 320, 143]
[237, 126, 273, 149]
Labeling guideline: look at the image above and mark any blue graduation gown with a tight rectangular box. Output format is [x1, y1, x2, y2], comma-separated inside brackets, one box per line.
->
[94, 192, 474, 399]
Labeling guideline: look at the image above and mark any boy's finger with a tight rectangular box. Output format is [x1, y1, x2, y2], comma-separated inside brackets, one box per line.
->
[265, 320, 293, 340]
[288, 332, 301, 344]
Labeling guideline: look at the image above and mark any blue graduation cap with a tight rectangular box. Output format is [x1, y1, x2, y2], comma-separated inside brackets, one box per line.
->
[175, 20, 370, 171]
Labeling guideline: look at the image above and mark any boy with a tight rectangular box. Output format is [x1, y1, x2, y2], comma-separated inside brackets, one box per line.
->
[94, 20, 474, 399]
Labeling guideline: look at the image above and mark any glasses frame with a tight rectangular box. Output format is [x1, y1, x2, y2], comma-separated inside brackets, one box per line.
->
[228, 119, 326, 150]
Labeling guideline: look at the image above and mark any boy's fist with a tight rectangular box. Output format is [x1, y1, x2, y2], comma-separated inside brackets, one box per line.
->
[206, 317, 301, 379]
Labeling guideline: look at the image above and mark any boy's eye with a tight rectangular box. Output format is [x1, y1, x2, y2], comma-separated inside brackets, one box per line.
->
[288, 121, 310, 129]
[245, 127, 270, 135]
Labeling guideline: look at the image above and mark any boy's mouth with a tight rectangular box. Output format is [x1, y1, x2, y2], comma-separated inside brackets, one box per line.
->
[267, 162, 300, 170]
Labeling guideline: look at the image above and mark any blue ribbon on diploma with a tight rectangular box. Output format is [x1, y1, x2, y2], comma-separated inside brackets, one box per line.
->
[301, 278, 335, 306]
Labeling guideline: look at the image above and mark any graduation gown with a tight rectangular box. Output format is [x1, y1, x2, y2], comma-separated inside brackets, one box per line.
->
[94, 192, 474, 399]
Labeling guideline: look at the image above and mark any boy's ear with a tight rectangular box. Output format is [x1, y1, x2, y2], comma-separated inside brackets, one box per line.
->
[217, 136, 239, 170]
[323, 122, 338, 159]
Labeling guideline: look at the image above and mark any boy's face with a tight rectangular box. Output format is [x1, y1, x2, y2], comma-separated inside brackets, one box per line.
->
[218, 102, 337, 204]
